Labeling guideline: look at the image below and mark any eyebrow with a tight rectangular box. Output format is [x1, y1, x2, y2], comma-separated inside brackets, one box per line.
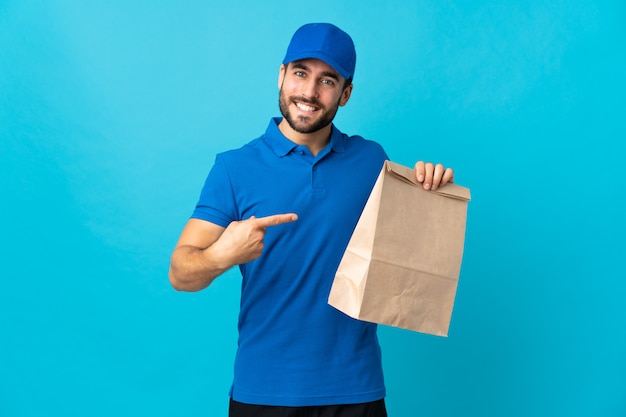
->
[291, 62, 340, 81]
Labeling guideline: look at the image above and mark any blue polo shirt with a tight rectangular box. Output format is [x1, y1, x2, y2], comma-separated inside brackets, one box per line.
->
[192, 118, 388, 406]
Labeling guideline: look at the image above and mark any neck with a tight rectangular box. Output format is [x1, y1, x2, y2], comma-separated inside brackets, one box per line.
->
[278, 119, 332, 157]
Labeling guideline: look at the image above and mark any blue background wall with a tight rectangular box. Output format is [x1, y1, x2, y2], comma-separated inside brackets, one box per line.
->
[1, 1, 624, 416]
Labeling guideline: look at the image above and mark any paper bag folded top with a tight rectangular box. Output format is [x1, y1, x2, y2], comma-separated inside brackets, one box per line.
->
[328, 160, 471, 336]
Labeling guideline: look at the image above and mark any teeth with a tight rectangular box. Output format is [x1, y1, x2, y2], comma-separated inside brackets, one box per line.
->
[296, 102, 317, 112]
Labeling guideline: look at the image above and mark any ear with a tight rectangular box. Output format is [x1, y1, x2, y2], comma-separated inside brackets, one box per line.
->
[278, 64, 287, 89]
[339, 83, 353, 107]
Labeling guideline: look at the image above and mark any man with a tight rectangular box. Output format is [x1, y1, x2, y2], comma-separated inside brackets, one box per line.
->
[169, 23, 454, 417]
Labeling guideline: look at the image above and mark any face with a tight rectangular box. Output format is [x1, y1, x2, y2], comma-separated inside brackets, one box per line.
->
[278, 59, 352, 135]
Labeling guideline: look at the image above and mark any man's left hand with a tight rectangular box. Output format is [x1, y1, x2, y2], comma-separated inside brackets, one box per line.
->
[414, 161, 454, 191]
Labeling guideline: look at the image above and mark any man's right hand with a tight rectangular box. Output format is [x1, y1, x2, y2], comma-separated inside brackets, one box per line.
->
[168, 213, 298, 292]
[210, 213, 299, 265]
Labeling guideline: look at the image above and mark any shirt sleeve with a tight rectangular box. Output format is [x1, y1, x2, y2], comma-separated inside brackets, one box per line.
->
[191, 154, 238, 227]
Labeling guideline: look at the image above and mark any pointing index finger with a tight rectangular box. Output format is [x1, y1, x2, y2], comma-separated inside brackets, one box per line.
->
[254, 213, 299, 228]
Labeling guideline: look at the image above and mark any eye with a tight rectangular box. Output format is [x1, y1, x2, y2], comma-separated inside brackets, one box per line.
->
[321, 78, 335, 86]
[294, 71, 306, 77]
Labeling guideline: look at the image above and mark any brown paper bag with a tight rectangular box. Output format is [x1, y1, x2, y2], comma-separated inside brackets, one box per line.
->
[328, 160, 471, 336]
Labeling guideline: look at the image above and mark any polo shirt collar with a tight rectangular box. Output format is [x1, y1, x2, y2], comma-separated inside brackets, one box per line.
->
[264, 117, 346, 157]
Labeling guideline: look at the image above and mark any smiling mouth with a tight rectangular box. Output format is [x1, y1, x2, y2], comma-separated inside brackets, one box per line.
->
[294, 101, 320, 113]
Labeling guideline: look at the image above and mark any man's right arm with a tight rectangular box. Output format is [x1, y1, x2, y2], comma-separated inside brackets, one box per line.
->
[169, 214, 298, 292]
[168, 219, 230, 292]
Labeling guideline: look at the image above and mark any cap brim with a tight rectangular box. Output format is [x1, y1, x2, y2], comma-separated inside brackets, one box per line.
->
[283, 51, 352, 80]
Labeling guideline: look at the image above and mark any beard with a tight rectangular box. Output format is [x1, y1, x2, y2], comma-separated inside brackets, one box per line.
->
[278, 87, 340, 134]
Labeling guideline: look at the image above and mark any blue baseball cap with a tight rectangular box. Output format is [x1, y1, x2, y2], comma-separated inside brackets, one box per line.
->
[282, 23, 356, 80]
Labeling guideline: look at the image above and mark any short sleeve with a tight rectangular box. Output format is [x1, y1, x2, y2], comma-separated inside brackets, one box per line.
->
[191, 154, 238, 227]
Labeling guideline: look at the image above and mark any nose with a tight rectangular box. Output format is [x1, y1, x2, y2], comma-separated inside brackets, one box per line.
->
[301, 78, 319, 99]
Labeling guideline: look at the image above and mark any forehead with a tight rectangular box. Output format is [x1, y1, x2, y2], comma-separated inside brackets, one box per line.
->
[287, 58, 343, 80]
